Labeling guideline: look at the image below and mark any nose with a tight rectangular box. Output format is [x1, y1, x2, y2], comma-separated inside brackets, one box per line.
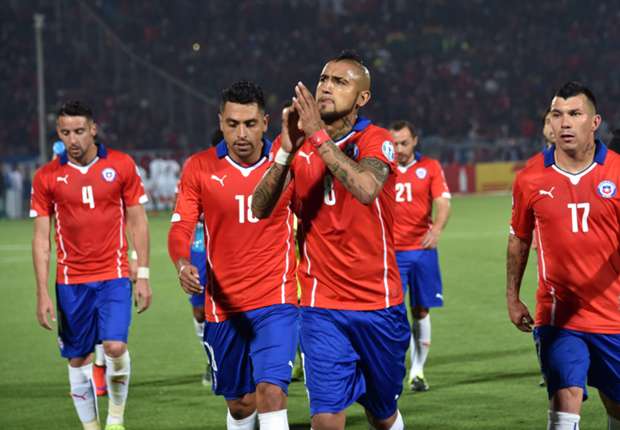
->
[237, 124, 248, 138]
[560, 114, 571, 128]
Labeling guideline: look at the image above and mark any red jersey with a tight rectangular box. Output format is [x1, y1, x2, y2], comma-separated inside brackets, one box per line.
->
[511, 142, 620, 333]
[30, 144, 148, 284]
[393, 153, 451, 250]
[168, 140, 297, 322]
[273, 118, 403, 311]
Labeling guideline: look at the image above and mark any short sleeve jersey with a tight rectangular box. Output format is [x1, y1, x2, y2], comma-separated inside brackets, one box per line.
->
[171, 140, 297, 322]
[393, 153, 451, 250]
[511, 141, 620, 333]
[272, 118, 403, 311]
[30, 144, 148, 284]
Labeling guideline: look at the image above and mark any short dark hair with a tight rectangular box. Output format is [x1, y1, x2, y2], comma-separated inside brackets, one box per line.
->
[554, 81, 597, 112]
[389, 120, 417, 138]
[220, 80, 265, 112]
[332, 49, 365, 65]
[57, 100, 94, 120]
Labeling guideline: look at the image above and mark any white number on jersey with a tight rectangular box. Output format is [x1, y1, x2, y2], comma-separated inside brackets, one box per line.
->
[567, 203, 590, 233]
[395, 182, 413, 202]
[235, 195, 259, 224]
[82, 185, 95, 209]
[324, 175, 336, 206]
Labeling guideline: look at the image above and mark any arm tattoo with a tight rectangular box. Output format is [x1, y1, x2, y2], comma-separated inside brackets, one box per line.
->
[506, 234, 530, 299]
[359, 157, 390, 185]
[318, 140, 389, 203]
[251, 163, 290, 218]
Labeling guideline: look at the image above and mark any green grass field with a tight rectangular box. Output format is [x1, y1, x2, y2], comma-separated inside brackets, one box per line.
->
[0, 194, 609, 429]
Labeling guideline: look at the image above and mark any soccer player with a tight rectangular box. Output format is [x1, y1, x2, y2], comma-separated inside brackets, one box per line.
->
[252, 51, 409, 430]
[507, 81, 620, 430]
[389, 120, 451, 392]
[31, 101, 152, 430]
[168, 81, 298, 430]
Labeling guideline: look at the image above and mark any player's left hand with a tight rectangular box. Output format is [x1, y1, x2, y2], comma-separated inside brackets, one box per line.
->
[134, 279, 152, 314]
[421, 229, 440, 249]
[293, 82, 325, 136]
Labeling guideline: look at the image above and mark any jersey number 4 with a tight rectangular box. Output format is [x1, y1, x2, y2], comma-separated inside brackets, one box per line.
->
[567, 203, 589, 233]
[82, 185, 95, 209]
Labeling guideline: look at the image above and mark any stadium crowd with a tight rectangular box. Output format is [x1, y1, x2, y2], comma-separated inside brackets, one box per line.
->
[2, 0, 619, 163]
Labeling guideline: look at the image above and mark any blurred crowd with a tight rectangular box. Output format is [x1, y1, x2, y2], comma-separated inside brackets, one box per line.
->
[2, 0, 619, 163]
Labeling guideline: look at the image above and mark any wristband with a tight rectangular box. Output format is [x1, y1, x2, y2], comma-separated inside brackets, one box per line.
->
[130, 250, 138, 261]
[137, 267, 150, 279]
[274, 147, 292, 166]
[309, 129, 331, 148]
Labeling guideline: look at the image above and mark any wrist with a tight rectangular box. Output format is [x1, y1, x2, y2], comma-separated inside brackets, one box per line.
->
[274, 147, 293, 166]
[309, 129, 331, 149]
[137, 267, 149, 279]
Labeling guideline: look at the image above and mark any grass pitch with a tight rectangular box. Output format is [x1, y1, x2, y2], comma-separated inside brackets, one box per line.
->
[0, 194, 608, 429]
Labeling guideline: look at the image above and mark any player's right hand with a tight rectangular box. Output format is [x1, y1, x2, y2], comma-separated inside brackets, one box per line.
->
[280, 106, 305, 153]
[507, 299, 534, 332]
[36, 294, 56, 330]
[178, 263, 203, 295]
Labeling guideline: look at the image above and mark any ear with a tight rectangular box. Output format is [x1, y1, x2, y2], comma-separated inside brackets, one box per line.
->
[592, 114, 602, 132]
[89, 121, 98, 137]
[356, 90, 371, 109]
[263, 113, 270, 133]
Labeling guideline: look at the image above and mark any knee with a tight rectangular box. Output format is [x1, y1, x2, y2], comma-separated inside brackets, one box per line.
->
[412, 307, 429, 319]
[227, 393, 256, 419]
[103, 341, 127, 358]
[551, 387, 583, 414]
[256, 382, 286, 411]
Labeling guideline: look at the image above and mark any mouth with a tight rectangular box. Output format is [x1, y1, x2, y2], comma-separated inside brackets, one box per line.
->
[559, 133, 575, 143]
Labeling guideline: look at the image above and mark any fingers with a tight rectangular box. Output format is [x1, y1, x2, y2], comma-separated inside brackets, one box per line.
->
[38, 306, 55, 330]
[179, 265, 203, 294]
[136, 282, 152, 314]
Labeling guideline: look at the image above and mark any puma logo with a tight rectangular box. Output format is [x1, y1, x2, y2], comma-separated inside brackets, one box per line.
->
[539, 187, 555, 198]
[56, 175, 69, 184]
[71, 391, 88, 400]
[298, 151, 314, 164]
[210, 174, 227, 187]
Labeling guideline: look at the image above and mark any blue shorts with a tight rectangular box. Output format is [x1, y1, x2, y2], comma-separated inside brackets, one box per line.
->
[300, 304, 410, 420]
[56, 278, 132, 359]
[188, 246, 207, 308]
[203, 304, 299, 400]
[534, 326, 620, 402]
[396, 249, 443, 309]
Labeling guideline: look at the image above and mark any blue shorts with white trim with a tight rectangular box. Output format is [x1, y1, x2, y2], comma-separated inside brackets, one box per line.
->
[203, 304, 299, 400]
[56, 278, 132, 359]
[534, 325, 620, 402]
[300, 304, 410, 420]
[396, 248, 444, 308]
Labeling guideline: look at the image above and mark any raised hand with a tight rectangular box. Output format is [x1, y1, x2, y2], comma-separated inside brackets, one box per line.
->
[280, 106, 306, 153]
[292, 82, 325, 136]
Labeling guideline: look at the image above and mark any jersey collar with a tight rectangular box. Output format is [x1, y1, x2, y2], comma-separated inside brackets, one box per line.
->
[543, 138, 607, 168]
[59, 143, 108, 165]
[216, 138, 272, 161]
[332, 116, 372, 146]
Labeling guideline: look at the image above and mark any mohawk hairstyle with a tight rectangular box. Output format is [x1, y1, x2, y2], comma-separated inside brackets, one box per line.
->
[220, 80, 266, 112]
[57, 100, 94, 120]
[555, 81, 597, 112]
[332, 49, 365, 65]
